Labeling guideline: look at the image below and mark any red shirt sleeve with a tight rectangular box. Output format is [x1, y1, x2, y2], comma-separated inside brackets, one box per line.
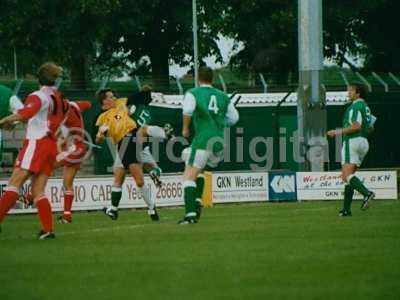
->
[17, 95, 42, 119]
[75, 101, 92, 112]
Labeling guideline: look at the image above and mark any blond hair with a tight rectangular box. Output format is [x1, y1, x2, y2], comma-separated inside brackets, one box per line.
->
[37, 62, 63, 86]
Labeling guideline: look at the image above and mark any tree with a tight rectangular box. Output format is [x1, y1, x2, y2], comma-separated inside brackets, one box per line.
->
[210, 0, 400, 82]
[324, 0, 400, 72]
[98, 0, 223, 89]
[0, 0, 121, 87]
[2, 0, 397, 89]
[0, 0, 225, 89]
[356, 1, 400, 72]
[204, 0, 298, 84]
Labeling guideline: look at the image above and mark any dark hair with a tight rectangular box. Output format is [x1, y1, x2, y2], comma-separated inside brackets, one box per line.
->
[141, 84, 153, 92]
[350, 82, 368, 99]
[96, 88, 116, 105]
[37, 62, 63, 86]
[198, 66, 213, 83]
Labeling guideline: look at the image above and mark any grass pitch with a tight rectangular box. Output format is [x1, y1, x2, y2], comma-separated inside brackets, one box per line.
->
[1, 200, 399, 300]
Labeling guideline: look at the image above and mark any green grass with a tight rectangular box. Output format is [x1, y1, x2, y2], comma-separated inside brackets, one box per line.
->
[1, 200, 399, 300]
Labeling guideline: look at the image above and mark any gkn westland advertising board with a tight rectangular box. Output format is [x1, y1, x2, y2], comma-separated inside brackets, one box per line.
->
[212, 172, 268, 203]
[268, 171, 297, 201]
[296, 171, 397, 200]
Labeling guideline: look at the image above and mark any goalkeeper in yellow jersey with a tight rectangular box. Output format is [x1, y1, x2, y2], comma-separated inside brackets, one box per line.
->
[95, 86, 173, 221]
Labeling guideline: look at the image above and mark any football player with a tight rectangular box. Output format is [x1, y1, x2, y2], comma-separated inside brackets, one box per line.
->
[327, 82, 376, 216]
[0, 62, 68, 239]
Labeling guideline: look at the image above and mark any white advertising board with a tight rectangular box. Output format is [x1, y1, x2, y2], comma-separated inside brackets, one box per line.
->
[212, 172, 268, 203]
[296, 171, 398, 200]
[1, 174, 185, 215]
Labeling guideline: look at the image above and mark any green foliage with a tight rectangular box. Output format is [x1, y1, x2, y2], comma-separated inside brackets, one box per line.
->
[0, 1, 398, 86]
[324, 0, 400, 72]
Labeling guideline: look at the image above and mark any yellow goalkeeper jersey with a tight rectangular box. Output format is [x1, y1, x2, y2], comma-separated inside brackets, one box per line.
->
[95, 98, 137, 144]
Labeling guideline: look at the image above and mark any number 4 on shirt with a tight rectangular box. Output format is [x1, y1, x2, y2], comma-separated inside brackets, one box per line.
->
[208, 96, 219, 114]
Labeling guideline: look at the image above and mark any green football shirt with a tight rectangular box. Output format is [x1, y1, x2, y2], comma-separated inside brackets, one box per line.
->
[0, 85, 13, 119]
[342, 99, 372, 140]
[131, 104, 152, 127]
[187, 86, 230, 152]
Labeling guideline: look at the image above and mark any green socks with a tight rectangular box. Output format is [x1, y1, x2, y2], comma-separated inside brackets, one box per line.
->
[184, 181, 197, 217]
[196, 176, 205, 201]
[111, 186, 122, 209]
[343, 184, 354, 212]
[150, 167, 162, 177]
[195, 176, 205, 216]
[349, 175, 370, 197]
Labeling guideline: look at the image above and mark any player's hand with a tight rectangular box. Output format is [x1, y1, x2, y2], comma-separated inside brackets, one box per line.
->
[129, 104, 137, 115]
[99, 124, 109, 134]
[182, 127, 190, 138]
[327, 129, 339, 138]
[0, 119, 8, 129]
[1, 122, 14, 130]
[163, 123, 174, 139]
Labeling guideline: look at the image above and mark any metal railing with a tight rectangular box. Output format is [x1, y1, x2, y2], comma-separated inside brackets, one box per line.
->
[2, 70, 400, 95]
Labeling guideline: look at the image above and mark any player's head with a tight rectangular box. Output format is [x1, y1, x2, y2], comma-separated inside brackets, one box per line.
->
[97, 88, 117, 110]
[348, 82, 367, 101]
[198, 66, 213, 85]
[37, 62, 63, 86]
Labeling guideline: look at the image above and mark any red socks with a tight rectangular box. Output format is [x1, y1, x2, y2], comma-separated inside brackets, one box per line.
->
[0, 187, 19, 223]
[36, 196, 53, 233]
[64, 190, 74, 215]
[1, 187, 54, 234]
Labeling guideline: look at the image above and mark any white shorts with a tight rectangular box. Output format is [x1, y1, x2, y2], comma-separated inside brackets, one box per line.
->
[181, 147, 223, 169]
[341, 137, 369, 167]
[141, 146, 157, 165]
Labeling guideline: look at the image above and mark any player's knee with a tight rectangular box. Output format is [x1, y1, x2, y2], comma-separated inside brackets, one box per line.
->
[136, 178, 144, 187]
[31, 189, 45, 200]
[114, 178, 124, 187]
[181, 147, 190, 162]
[131, 170, 145, 187]
[63, 178, 74, 190]
[33, 194, 46, 205]
[342, 172, 353, 183]
[63, 185, 74, 193]
[8, 169, 30, 188]
[341, 173, 348, 183]
[113, 169, 125, 186]
[183, 167, 199, 181]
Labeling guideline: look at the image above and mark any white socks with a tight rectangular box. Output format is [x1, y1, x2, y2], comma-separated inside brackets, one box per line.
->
[138, 186, 155, 210]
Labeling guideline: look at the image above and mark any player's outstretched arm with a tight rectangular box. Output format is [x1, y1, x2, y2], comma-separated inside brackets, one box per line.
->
[0, 113, 24, 129]
[327, 122, 361, 138]
[127, 85, 153, 106]
[95, 125, 109, 144]
[182, 92, 196, 138]
[182, 115, 191, 138]
[225, 102, 239, 127]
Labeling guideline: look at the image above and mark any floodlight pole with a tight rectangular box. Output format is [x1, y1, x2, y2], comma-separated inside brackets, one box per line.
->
[13, 46, 18, 80]
[192, 0, 199, 87]
[297, 0, 327, 171]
